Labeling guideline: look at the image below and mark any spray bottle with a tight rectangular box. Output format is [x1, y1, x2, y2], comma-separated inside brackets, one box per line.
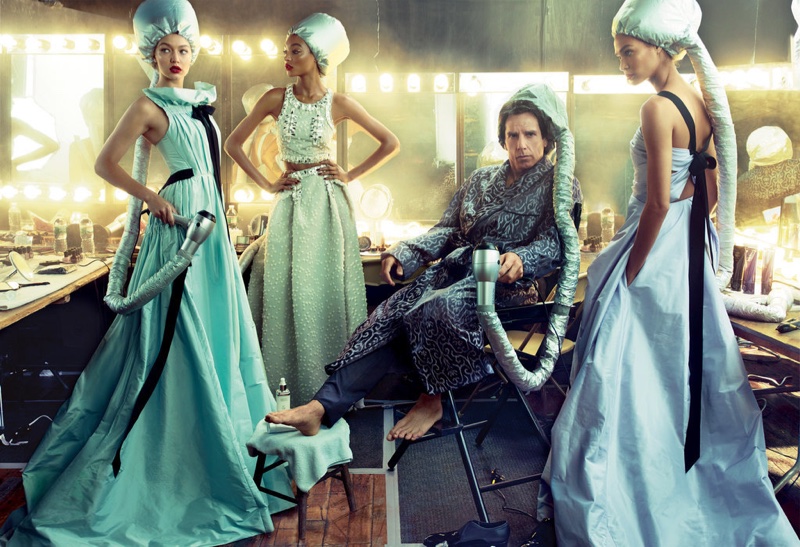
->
[275, 377, 291, 411]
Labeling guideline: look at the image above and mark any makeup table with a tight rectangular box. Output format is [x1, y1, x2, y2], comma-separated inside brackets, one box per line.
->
[730, 315, 800, 493]
[0, 255, 112, 331]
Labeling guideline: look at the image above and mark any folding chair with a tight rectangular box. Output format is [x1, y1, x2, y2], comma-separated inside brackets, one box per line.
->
[385, 272, 587, 522]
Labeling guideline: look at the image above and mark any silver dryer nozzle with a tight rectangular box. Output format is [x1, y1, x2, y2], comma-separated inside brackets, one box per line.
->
[473, 242, 500, 309]
[177, 210, 216, 256]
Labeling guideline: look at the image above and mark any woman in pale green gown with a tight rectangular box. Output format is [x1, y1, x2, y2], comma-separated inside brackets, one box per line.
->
[1, 1, 292, 545]
[226, 13, 400, 405]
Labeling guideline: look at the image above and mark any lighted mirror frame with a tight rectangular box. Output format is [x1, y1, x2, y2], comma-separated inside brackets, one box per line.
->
[2, 34, 105, 205]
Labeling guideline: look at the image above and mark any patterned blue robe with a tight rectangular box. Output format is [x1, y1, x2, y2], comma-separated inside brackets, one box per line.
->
[326, 158, 582, 393]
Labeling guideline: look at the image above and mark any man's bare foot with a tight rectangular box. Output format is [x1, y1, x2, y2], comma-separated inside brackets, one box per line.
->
[265, 400, 325, 436]
[387, 393, 443, 441]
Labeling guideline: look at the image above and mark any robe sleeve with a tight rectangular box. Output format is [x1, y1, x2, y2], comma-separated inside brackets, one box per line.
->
[382, 175, 471, 277]
[506, 176, 582, 281]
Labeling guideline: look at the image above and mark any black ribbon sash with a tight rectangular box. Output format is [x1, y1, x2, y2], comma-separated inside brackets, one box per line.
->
[191, 104, 229, 243]
[112, 269, 188, 476]
[113, 105, 223, 475]
[657, 91, 716, 472]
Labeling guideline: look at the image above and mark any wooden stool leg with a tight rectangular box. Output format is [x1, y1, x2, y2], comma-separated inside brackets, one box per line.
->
[296, 490, 308, 541]
[341, 465, 356, 512]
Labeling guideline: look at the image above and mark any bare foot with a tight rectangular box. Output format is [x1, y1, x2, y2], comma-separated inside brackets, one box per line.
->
[265, 400, 325, 436]
[387, 393, 443, 441]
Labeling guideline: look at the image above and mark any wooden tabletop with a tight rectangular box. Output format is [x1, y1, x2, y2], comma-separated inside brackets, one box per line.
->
[730, 316, 800, 361]
[0, 260, 111, 331]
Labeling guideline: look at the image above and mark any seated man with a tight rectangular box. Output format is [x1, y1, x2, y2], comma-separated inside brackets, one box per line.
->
[268, 84, 582, 441]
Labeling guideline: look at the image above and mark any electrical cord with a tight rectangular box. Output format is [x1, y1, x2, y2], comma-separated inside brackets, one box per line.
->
[0, 414, 53, 446]
[489, 468, 537, 521]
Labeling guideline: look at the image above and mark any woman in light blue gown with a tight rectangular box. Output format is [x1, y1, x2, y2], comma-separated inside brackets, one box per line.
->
[1, 1, 292, 545]
[531, 1, 799, 546]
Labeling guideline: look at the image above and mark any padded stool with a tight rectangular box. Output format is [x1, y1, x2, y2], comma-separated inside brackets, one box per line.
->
[246, 418, 356, 540]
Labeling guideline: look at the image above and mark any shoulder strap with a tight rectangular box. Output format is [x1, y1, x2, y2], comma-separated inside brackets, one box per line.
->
[657, 90, 696, 153]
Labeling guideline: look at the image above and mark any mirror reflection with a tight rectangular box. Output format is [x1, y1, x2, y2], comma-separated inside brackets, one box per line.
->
[9, 35, 104, 202]
[345, 73, 457, 225]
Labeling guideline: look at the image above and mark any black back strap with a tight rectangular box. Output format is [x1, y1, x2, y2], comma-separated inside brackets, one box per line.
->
[656, 91, 717, 472]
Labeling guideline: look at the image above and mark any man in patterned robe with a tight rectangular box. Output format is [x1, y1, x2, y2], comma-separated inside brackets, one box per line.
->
[266, 96, 582, 441]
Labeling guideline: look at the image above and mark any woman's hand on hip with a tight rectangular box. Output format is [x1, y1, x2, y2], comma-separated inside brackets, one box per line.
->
[267, 171, 299, 193]
[318, 160, 349, 183]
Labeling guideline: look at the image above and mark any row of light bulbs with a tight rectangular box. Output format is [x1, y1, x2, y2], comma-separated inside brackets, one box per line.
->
[0, 183, 278, 205]
[0, 34, 103, 54]
[348, 73, 455, 94]
[2, 184, 128, 203]
[111, 34, 280, 61]
[0, 33, 283, 59]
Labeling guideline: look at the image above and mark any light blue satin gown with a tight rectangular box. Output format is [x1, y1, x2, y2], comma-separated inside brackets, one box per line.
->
[539, 124, 799, 545]
[2, 83, 293, 546]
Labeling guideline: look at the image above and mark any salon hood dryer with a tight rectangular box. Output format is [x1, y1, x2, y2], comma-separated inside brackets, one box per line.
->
[473, 242, 558, 391]
[104, 210, 215, 315]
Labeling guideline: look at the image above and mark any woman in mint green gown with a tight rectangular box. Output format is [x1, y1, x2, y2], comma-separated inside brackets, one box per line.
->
[1, 1, 292, 545]
[226, 13, 400, 405]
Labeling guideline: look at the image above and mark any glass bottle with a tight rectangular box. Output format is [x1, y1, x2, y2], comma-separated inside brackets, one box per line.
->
[8, 202, 21, 233]
[79, 213, 95, 256]
[53, 211, 68, 253]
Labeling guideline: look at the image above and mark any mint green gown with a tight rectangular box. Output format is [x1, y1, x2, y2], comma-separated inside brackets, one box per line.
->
[247, 86, 367, 405]
[2, 83, 293, 546]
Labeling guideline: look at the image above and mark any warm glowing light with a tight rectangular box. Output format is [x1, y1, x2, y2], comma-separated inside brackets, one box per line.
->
[1, 185, 18, 199]
[25, 37, 47, 53]
[207, 39, 223, 55]
[351, 74, 367, 93]
[260, 39, 279, 58]
[113, 188, 129, 201]
[407, 74, 421, 92]
[112, 35, 129, 50]
[0, 35, 16, 52]
[232, 184, 255, 203]
[260, 190, 275, 201]
[574, 75, 681, 94]
[379, 73, 394, 92]
[465, 75, 482, 96]
[49, 186, 67, 201]
[22, 185, 42, 199]
[232, 40, 250, 56]
[55, 36, 75, 51]
[433, 74, 450, 93]
[715, 64, 792, 90]
[74, 36, 100, 53]
[73, 186, 92, 202]
[199, 35, 213, 49]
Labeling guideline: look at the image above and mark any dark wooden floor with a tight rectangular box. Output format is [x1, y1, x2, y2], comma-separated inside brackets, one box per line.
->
[0, 470, 387, 547]
[0, 350, 797, 545]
